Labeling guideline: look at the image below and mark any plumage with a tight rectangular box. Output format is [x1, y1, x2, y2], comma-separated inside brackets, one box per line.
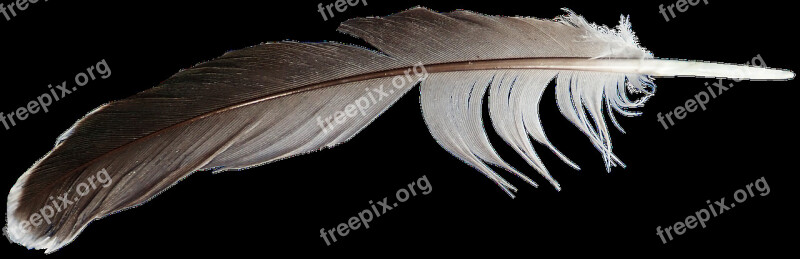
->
[5, 7, 793, 253]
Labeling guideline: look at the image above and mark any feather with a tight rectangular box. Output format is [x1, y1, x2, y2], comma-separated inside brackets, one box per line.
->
[5, 7, 793, 252]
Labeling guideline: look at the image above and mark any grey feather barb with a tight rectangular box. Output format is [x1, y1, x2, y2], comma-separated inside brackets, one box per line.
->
[5, 7, 793, 252]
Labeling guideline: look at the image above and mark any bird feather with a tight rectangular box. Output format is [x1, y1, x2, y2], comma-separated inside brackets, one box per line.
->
[5, 7, 793, 252]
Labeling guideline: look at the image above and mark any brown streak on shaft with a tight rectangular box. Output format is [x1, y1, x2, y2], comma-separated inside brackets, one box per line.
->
[43, 57, 598, 186]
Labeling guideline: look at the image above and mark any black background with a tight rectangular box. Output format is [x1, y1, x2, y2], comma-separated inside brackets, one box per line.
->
[1, 0, 796, 256]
